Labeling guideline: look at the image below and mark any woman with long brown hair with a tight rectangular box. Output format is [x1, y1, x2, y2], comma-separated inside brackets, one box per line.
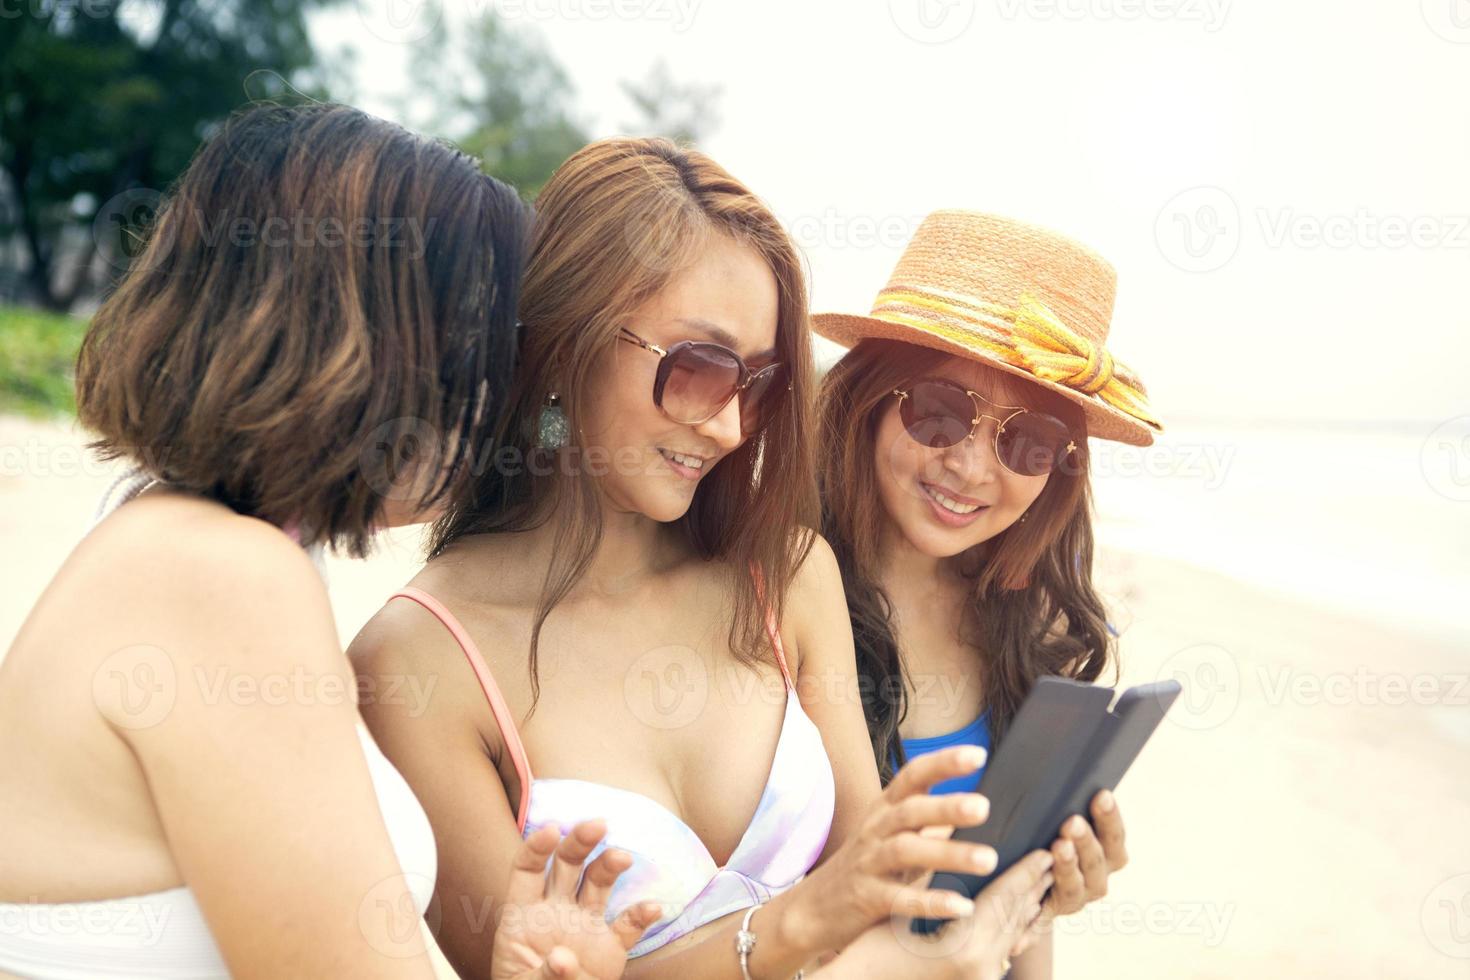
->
[815, 210, 1165, 977]
[352, 143, 1058, 980]
[0, 102, 654, 980]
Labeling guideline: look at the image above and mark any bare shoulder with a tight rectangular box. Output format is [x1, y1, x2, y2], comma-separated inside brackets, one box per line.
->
[74, 490, 335, 657]
[51, 491, 348, 737]
[346, 536, 520, 761]
[779, 529, 851, 676]
[786, 528, 845, 621]
[348, 533, 527, 679]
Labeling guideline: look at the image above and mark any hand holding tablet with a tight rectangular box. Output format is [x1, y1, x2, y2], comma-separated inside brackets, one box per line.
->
[910, 676, 1183, 935]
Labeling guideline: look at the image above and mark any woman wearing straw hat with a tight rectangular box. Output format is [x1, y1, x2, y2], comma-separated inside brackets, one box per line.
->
[815, 210, 1165, 975]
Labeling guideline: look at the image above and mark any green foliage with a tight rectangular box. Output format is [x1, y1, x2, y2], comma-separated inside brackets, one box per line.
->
[0, 305, 87, 416]
[400, 5, 590, 199]
[0, 0, 341, 311]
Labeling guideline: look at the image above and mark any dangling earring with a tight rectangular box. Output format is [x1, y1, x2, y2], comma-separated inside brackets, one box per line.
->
[535, 392, 569, 450]
[1018, 510, 1029, 525]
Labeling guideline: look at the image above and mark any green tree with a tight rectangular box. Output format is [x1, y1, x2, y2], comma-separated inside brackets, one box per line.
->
[400, 6, 589, 200]
[399, 7, 721, 198]
[0, 0, 340, 311]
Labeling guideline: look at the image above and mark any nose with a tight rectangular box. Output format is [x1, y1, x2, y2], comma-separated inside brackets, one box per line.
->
[940, 420, 1002, 487]
[692, 391, 745, 452]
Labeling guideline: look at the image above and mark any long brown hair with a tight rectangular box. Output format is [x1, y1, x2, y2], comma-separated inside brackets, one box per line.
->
[431, 137, 819, 706]
[76, 102, 530, 556]
[819, 339, 1116, 784]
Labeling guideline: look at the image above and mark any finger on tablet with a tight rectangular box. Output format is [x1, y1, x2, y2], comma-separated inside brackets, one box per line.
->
[885, 745, 988, 800]
[1091, 790, 1129, 870]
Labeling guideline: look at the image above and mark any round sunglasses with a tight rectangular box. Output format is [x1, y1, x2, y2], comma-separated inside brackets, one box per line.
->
[618, 326, 787, 436]
[891, 378, 1078, 477]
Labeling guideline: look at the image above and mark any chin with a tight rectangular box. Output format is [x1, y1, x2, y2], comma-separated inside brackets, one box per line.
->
[615, 483, 695, 524]
[901, 510, 988, 560]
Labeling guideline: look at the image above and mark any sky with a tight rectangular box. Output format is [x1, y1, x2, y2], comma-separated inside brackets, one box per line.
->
[311, 0, 1470, 427]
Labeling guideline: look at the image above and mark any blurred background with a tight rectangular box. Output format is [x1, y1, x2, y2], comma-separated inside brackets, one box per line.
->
[2, 0, 1467, 976]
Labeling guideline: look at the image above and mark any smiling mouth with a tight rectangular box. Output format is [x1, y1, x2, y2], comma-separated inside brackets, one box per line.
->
[658, 447, 710, 480]
[920, 481, 988, 515]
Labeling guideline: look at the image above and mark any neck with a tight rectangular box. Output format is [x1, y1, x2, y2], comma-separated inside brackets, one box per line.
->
[876, 518, 962, 595]
[524, 482, 681, 598]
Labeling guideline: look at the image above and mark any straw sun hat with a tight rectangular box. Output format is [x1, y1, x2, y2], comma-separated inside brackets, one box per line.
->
[812, 210, 1163, 446]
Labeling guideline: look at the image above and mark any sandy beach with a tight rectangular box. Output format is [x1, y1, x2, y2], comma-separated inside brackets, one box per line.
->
[3, 413, 1467, 977]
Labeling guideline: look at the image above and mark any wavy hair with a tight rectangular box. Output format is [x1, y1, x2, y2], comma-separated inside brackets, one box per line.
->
[819, 339, 1117, 784]
[431, 137, 819, 706]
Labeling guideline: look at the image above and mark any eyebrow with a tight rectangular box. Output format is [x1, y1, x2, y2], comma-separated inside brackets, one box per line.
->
[676, 317, 779, 363]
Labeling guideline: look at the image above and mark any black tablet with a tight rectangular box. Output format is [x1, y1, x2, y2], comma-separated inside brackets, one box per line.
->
[909, 676, 1182, 935]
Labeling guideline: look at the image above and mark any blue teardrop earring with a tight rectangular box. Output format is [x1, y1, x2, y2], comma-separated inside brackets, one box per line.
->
[536, 392, 569, 450]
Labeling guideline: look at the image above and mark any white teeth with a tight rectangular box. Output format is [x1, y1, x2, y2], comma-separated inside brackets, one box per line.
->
[666, 450, 705, 470]
[924, 484, 981, 514]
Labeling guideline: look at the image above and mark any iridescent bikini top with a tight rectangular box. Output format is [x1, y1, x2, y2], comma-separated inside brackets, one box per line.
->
[390, 586, 836, 958]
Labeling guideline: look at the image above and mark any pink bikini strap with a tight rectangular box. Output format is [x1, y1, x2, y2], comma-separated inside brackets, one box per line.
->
[750, 563, 794, 691]
[390, 586, 534, 832]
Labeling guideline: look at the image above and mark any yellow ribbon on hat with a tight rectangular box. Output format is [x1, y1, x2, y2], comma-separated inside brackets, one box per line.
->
[1010, 294, 1161, 429]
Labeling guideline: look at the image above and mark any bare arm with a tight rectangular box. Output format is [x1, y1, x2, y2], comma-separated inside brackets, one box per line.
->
[351, 599, 532, 980]
[97, 512, 436, 979]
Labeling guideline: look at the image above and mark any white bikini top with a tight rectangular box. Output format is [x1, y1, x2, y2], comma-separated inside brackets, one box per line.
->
[0, 473, 437, 979]
[0, 726, 436, 980]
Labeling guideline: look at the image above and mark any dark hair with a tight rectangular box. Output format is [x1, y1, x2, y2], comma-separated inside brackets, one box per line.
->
[76, 102, 530, 555]
[430, 137, 820, 708]
[818, 339, 1117, 784]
